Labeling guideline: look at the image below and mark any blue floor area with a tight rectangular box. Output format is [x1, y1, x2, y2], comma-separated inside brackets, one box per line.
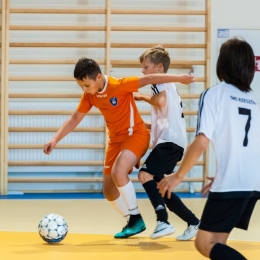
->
[0, 192, 204, 200]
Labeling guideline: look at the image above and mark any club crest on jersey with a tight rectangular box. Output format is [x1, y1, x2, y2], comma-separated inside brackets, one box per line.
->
[110, 97, 118, 106]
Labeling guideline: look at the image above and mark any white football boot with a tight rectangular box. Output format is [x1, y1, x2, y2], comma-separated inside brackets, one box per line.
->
[176, 223, 199, 241]
[150, 221, 175, 239]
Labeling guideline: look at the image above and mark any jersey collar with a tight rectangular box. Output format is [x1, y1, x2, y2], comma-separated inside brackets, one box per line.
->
[98, 75, 108, 94]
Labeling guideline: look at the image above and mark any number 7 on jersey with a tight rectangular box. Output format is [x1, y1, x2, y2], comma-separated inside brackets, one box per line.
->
[238, 107, 251, 147]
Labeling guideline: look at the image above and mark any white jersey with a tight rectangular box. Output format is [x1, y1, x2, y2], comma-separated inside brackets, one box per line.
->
[197, 81, 260, 198]
[151, 83, 187, 149]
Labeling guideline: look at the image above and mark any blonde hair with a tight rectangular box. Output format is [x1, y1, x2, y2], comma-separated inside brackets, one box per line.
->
[139, 45, 170, 73]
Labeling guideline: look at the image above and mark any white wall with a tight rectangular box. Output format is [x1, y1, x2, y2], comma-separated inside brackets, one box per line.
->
[208, 0, 260, 177]
[211, 0, 260, 86]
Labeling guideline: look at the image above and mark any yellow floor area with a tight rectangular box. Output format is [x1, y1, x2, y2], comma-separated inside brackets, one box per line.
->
[1, 232, 260, 260]
[0, 199, 260, 259]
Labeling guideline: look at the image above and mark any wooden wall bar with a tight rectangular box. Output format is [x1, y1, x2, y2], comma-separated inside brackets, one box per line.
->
[0, 1, 210, 193]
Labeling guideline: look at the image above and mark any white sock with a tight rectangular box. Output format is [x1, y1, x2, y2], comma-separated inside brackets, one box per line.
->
[117, 181, 140, 215]
[109, 195, 130, 221]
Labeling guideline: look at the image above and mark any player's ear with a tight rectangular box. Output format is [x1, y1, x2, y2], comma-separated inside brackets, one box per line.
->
[157, 63, 164, 72]
[96, 73, 102, 81]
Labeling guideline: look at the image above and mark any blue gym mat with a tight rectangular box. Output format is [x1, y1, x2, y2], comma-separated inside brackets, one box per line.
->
[0, 192, 204, 200]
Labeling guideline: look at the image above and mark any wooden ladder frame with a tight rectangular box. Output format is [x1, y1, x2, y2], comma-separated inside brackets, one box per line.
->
[0, 0, 211, 194]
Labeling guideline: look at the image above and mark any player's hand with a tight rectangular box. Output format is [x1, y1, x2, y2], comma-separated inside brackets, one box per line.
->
[134, 92, 144, 101]
[157, 173, 183, 199]
[179, 74, 195, 85]
[43, 138, 57, 155]
[201, 177, 215, 197]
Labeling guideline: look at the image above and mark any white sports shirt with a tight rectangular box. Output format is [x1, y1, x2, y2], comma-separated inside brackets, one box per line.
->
[151, 83, 187, 150]
[197, 81, 260, 198]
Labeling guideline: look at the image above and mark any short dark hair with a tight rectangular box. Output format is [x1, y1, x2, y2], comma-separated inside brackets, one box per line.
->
[216, 38, 255, 92]
[139, 45, 170, 73]
[74, 58, 102, 80]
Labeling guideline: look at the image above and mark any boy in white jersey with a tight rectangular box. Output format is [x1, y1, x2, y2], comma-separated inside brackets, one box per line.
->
[134, 45, 199, 240]
[158, 38, 259, 260]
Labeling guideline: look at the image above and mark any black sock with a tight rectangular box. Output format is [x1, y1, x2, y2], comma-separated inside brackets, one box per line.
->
[130, 213, 141, 219]
[164, 192, 199, 226]
[143, 180, 168, 223]
[210, 243, 247, 260]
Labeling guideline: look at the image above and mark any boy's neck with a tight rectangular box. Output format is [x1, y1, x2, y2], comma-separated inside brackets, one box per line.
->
[98, 74, 106, 92]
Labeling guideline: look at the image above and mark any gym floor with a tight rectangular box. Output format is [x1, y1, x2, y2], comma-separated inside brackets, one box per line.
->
[1, 194, 259, 260]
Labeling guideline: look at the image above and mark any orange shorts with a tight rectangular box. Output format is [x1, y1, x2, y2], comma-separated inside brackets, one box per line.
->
[103, 130, 150, 175]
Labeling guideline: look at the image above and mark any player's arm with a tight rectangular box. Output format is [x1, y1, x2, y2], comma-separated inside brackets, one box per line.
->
[134, 90, 166, 108]
[43, 110, 86, 155]
[157, 134, 209, 198]
[138, 74, 194, 88]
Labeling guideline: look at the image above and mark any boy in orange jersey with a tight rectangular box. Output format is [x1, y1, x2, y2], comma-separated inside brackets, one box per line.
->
[43, 58, 194, 238]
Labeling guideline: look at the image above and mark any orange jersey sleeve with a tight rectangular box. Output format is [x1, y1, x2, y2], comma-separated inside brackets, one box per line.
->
[116, 76, 140, 93]
[77, 93, 93, 113]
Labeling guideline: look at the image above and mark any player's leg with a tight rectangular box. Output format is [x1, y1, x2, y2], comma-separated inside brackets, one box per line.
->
[145, 142, 199, 240]
[139, 171, 175, 239]
[139, 171, 168, 224]
[138, 144, 175, 239]
[103, 141, 130, 223]
[195, 226, 248, 259]
[164, 193, 200, 240]
[158, 143, 199, 240]
[103, 174, 129, 221]
[112, 131, 150, 238]
[112, 149, 146, 238]
[194, 230, 240, 259]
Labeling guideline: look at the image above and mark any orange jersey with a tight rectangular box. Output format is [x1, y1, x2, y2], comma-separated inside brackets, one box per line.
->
[77, 75, 147, 142]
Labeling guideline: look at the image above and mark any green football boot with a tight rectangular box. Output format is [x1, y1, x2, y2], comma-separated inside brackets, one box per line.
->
[114, 215, 146, 239]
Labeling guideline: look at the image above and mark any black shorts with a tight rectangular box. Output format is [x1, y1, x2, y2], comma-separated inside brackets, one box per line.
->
[199, 197, 259, 233]
[139, 142, 184, 182]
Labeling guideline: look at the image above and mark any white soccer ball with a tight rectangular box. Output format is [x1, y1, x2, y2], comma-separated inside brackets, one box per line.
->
[38, 213, 68, 243]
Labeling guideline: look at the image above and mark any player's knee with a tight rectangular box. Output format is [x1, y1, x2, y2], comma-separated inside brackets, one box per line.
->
[103, 178, 114, 195]
[195, 235, 216, 257]
[195, 235, 208, 256]
[103, 184, 117, 201]
[102, 184, 110, 198]
[111, 168, 129, 187]
[138, 171, 145, 183]
[112, 163, 128, 177]
[194, 236, 201, 251]
[138, 171, 153, 184]
[111, 168, 120, 182]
